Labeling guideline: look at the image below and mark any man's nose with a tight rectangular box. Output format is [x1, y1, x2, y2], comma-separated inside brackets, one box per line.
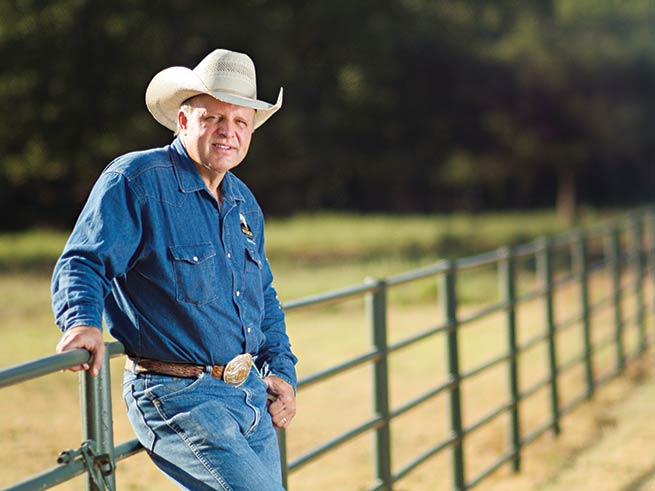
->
[215, 119, 235, 137]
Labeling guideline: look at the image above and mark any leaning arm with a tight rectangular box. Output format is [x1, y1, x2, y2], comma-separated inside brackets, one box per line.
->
[52, 171, 142, 374]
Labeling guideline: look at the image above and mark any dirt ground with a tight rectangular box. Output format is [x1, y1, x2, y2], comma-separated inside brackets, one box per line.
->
[487, 351, 655, 491]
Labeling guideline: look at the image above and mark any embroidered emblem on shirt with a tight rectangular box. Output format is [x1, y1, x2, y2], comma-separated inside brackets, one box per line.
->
[239, 213, 254, 239]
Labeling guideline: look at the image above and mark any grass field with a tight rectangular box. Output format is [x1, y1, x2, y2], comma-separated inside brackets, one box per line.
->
[0, 209, 651, 490]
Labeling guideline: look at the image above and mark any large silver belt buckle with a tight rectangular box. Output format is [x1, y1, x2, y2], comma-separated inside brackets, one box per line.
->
[223, 353, 253, 386]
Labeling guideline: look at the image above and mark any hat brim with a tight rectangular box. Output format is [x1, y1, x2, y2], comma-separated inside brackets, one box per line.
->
[145, 66, 283, 131]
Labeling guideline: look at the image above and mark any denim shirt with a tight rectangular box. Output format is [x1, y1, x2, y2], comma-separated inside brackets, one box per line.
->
[51, 138, 297, 388]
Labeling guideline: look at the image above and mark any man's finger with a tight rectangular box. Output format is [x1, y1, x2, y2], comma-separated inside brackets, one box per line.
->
[55, 326, 105, 376]
[89, 343, 105, 376]
[264, 375, 297, 429]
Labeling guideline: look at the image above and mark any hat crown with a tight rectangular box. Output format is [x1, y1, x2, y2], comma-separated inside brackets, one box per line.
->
[193, 49, 257, 100]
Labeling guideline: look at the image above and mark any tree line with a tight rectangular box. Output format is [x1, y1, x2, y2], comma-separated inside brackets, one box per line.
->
[0, 0, 652, 229]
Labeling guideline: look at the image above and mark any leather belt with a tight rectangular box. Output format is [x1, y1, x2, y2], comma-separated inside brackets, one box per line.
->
[126, 353, 253, 386]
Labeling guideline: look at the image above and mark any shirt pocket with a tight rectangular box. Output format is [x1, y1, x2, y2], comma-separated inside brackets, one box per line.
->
[244, 246, 264, 310]
[245, 246, 263, 278]
[169, 243, 218, 305]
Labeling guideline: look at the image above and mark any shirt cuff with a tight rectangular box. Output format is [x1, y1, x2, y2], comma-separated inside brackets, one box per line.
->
[59, 305, 103, 332]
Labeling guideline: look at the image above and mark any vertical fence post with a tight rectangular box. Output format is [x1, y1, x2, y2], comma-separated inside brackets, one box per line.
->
[278, 429, 289, 489]
[440, 261, 465, 491]
[79, 346, 116, 491]
[574, 232, 594, 399]
[537, 238, 560, 436]
[607, 226, 625, 373]
[498, 247, 521, 472]
[631, 215, 647, 354]
[368, 279, 393, 491]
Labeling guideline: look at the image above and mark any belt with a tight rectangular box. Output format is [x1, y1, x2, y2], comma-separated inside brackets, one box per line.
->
[126, 353, 253, 386]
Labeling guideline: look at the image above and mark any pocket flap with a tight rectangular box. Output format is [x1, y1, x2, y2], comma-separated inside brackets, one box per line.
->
[245, 247, 262, 268]
[169, 243, 216, 264]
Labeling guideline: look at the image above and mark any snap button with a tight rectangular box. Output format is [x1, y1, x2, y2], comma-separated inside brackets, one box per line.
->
[193, 256, 199, 262]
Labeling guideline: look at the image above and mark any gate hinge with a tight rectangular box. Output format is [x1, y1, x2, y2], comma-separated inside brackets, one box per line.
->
[57, 439, 114, 490]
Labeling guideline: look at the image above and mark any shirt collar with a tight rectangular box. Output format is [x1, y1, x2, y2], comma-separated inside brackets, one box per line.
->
[219, 171, 245, 204]
[169, 137, 245, 203]
[170, 137, 206, 194]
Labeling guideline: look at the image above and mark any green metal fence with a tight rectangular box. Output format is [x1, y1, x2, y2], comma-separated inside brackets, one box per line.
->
[1, 209, 654, 491]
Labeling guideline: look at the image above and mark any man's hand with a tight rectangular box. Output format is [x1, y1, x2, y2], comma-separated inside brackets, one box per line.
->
[55, 326, 105, 376]
[264, 375, 296, 429]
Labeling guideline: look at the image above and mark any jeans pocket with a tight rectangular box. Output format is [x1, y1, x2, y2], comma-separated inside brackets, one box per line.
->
[144, 372, 206, 403]
[124, 383, 156, 452]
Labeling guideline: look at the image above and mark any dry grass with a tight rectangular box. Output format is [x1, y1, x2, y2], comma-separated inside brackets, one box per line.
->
[485, 353, 655, 491]
[1, 265, 653, 490]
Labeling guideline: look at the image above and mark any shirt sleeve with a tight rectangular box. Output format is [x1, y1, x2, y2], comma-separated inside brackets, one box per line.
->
[51, 171, 143, 332]
[253, 213, 298, 389]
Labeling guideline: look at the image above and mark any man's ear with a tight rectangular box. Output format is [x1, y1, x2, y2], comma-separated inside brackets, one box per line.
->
[177, 110, 188, 131]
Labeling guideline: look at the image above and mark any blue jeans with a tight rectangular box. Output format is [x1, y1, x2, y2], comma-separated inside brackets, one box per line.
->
[123, 366, 285, 491]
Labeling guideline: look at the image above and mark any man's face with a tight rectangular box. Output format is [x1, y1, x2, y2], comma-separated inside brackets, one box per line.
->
[178, 95, 255, 180]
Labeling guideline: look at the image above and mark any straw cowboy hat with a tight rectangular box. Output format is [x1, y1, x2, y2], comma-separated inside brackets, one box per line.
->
[145, 49, 283, 131]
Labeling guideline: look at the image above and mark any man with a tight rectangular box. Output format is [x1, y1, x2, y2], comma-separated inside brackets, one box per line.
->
[51, 49, 297, 490]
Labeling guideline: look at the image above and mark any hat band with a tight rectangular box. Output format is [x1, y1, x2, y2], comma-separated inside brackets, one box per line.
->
[209, 87, 256, 99]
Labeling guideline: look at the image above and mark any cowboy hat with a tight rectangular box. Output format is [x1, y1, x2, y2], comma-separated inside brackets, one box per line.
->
[145, 49, 283, 131]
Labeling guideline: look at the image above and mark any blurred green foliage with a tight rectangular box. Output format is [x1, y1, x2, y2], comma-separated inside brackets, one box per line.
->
[0, 0, 652, 228]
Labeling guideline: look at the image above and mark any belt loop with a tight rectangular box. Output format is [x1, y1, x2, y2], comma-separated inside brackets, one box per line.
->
[127, 357, 139, 374]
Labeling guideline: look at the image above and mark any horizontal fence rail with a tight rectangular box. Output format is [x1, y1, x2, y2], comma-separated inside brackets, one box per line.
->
[1, 208, 654, 491]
